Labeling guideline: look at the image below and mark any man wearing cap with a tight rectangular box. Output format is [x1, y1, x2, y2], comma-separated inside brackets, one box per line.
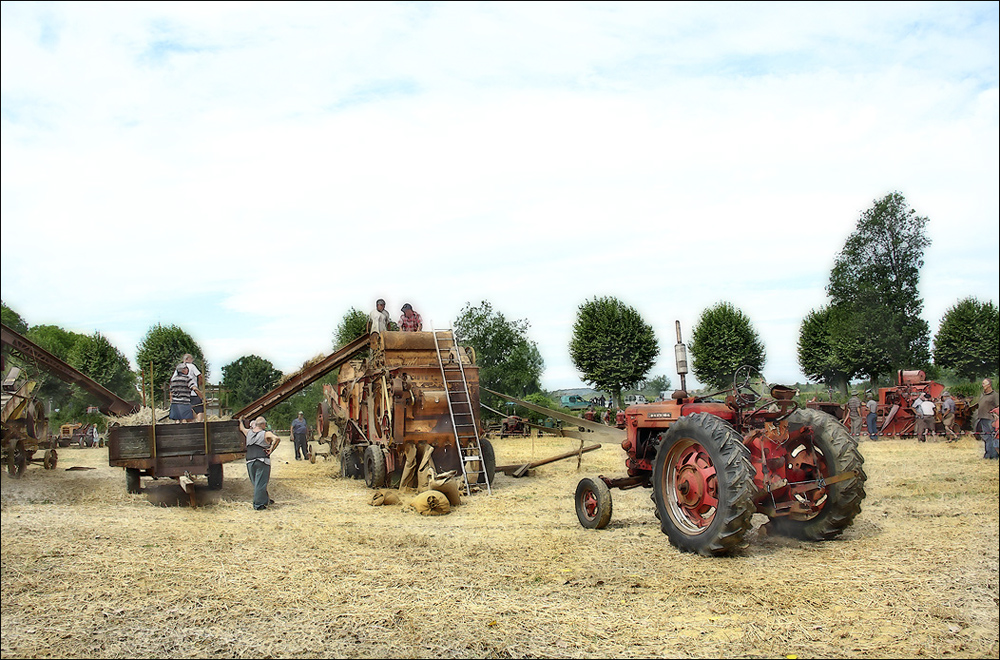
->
[866, 394, 879, 441]
[399, 303, 423, 332]
[239, 416, 281, 510]
[367, 299, 390, 334]
[291, 411, 309, 461]
[919, 393, 937, 442]
[940, 391, 959, 442]
[846, 391, 862, 438]
[168, 363, 196, 423]
[182, 354, 205, 422]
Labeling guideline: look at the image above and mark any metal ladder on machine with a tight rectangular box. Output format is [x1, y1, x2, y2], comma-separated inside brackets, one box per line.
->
[433, 329, 491, 495]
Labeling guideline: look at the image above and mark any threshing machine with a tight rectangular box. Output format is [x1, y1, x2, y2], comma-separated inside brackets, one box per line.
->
[317, 330, 495, 495]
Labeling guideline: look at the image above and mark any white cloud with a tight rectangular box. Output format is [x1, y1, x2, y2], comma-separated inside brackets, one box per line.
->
[2, 1, 997, 391]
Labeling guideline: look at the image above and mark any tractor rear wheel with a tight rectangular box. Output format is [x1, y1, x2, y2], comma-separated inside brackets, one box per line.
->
[653, 413, 755, 556]
[363, 444, 387, 488]
[767, 408, 867, 541]
[575, 477, 613, 529]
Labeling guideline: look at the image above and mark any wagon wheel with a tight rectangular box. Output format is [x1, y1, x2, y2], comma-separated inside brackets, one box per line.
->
[317, 400, 330, 438]
[363, 444, 387, 488]
[7, 440, 27, 478]
[43, 448, 58, 470]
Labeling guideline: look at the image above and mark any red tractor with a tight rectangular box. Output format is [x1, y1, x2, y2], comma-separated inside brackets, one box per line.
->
[575, 332, 867, 556]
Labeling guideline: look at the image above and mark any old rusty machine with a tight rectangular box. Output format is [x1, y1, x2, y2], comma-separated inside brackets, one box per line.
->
[873, 370, 972, 437]
[491, 322, 867, 556]
[316, 330, 494, 495]
[1, 323, 141, 478]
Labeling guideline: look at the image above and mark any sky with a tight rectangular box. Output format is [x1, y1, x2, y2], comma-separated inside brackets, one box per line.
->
[2, 1, 998, 392]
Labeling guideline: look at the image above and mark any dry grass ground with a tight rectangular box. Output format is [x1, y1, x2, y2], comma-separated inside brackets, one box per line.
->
[2, 430, 998, 659]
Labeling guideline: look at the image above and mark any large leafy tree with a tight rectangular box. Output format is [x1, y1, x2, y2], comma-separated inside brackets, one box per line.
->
[135, 324, 206, 408]
[798, 305, 850, 396]
[69, 332, 138, 404]
[569, 296, 658, 408]
[455, 301, 544, 412]
[826, 191, 931, 381]
[1, 300, 28, 334]
[689, 302, 766, 392]
[933, 297, 999, 381]
[334, 307, 370, 349]
[24, 324, 88, 409]
[221, 355, 282, 410]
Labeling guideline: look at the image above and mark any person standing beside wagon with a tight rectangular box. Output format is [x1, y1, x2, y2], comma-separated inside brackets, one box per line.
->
[239, 416, 281, 510]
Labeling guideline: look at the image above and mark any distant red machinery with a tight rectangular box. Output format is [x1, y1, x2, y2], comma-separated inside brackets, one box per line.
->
[875, 370, 972, 437]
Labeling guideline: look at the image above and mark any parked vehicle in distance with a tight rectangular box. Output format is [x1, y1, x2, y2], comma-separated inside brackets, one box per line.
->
[623, 394, 648, 406]
[560, 395, 589, 410]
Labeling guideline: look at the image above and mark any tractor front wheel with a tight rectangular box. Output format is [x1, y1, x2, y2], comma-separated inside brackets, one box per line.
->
[653, 413, 755, 556]
[767, 408, 867, 541]
[363, 444, 387, 488]
[575, 477, 613, 529]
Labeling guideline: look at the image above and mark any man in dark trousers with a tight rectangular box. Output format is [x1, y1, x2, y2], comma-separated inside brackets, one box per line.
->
[291, 411, 309, 461]
[975, 378, 999, 459]
[239, 416, 281, 510]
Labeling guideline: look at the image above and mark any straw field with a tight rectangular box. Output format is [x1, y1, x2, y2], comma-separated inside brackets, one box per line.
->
[1, 430, 998, 658]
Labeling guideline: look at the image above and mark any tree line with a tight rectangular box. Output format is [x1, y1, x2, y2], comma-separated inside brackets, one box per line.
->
[565, 192, 997, 404]
[3, 190, 996, 429]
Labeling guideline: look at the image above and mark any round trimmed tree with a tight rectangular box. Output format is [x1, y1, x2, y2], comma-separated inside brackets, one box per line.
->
[690, 302, 766, 391]
[569, 296, 659, 408]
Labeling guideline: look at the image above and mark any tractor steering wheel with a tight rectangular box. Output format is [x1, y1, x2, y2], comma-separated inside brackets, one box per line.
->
[732, 365, 760, 407]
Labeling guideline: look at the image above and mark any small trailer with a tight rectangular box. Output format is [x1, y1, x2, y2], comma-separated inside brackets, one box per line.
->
[108, 420, 244, 499]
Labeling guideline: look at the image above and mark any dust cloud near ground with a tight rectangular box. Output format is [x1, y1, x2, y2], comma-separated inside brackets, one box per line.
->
[2, 430, 997, 658]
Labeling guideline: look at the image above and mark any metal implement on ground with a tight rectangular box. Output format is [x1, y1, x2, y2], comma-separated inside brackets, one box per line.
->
[491, 321, 867, 557]
[2, 323, 142, 478]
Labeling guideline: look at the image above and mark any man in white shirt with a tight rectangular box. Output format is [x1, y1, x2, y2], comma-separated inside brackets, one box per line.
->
[367, 299, 390, 334]
[918, 394, 937, 442]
